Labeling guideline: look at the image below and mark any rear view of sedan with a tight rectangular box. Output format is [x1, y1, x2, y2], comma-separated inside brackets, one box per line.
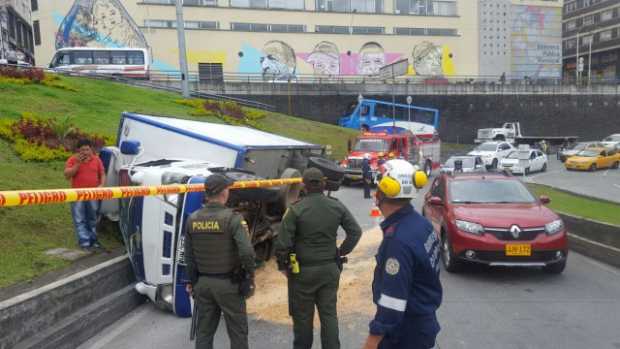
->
[423, 172, 567, 274]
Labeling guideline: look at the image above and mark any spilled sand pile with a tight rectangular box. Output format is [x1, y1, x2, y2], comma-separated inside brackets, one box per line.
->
[247, 227, 383, 325]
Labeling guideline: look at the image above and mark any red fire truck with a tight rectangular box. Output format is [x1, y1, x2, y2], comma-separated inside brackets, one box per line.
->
[341, 126, 441, 184]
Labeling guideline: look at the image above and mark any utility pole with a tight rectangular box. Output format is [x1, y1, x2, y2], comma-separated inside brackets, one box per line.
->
[175, 0, 190, 98]
[575, 31, 579, 84]
[588, 38, 592, 86]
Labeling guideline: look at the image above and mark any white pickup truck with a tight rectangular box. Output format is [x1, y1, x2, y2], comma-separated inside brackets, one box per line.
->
[100, 112, 342, 317]
[475, 122, 578, 147]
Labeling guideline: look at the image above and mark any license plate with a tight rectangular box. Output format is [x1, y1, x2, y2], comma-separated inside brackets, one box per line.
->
[505, 244, 531, 256]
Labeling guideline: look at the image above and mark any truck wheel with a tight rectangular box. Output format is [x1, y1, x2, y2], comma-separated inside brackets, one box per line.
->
[278, 168, 302, 212]
[221, 170, 279, 203]
[307, 157, 345, 182]
[491, 159, 498, 169]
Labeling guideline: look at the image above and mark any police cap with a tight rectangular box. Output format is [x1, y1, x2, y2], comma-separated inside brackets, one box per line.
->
[205, 174, 234, 196]
[303, 167, 325, 184]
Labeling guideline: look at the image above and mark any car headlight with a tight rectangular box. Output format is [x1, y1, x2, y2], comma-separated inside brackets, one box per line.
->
[545, 219, 563, 235]
[455, 220, 485, 235]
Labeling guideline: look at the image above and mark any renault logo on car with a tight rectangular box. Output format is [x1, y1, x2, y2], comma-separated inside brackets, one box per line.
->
[510, 225, 521, 239]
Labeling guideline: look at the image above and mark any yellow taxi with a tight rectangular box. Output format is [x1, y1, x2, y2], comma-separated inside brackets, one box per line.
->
[565, 147, 620, 171]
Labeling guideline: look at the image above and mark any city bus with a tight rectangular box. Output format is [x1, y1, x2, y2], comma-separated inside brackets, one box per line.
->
[49, 47, 150, 79]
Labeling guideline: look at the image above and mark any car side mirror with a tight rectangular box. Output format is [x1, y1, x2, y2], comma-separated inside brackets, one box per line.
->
[539, 195, 551, 205]
[429, 196, 443, 206]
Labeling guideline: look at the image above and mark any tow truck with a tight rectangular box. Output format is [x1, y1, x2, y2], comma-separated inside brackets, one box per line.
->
[475, 122, 578, 147]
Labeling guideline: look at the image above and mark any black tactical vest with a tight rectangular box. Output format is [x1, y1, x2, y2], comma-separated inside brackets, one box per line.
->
[188, 207, 239, 274]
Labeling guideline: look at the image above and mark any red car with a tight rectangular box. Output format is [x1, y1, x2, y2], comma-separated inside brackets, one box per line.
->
[422, 172, 568, 274]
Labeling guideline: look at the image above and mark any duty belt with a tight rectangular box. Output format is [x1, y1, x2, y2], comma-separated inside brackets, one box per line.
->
[298, 258, 337, 267]
[199, 272, 233, 279]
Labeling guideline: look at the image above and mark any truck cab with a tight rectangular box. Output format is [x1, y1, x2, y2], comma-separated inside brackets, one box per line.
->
[341, 126, 440, 183]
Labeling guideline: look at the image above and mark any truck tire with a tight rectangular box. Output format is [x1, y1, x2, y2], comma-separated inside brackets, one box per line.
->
[278, 168, 303, 212]
[221, 170, 280, 203]
[307, 157, 345, 182]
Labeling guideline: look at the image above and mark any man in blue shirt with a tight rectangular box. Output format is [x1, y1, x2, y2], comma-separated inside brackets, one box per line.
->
[362, 160, 442, 349]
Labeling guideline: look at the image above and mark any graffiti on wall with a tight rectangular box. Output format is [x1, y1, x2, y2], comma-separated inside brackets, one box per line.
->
[411, 42, 455, 76]
[511, 5, 562, 78]
[305, 41, 341, 76]
[55, 0, 148, 50]
[261, 40, 297, 80]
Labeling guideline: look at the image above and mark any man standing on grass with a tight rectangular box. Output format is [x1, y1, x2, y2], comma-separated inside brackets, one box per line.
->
[64, 139, 106, 250]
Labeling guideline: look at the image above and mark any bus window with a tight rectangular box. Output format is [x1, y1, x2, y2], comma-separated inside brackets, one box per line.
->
[74, 51, 93, 64]
[111, 51, 127, 65]
[54, 52, 71, 66]
[127, 51, 145, 65]
[360, 105, 369, 116]
[94, 51, 111, 65]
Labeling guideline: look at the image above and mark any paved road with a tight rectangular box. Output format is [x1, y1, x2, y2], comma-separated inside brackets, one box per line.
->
[79, 186, 620, 349]
[527, 157, 620, 203]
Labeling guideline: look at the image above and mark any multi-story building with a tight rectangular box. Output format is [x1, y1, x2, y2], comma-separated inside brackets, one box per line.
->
[562, 0, 620, 81]
[0, 0, 34, 64]
[32, 0, 561, 80]
[479, 0, 563, 79]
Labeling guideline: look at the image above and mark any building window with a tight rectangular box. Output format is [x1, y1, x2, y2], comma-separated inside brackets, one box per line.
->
[581, 35, 593, 46]
[31, 0, 38, 11]
[144, 20, 219, 29]
[316, 0, 383, 13]
[601, 9, 613, 22]
[143, 0, 217, 4]
[565, 39, 576, 49]
[395, 0, 456, 16]
[394, 27, 457, 36]
[33, 20, 40, 45]
[600, 30, 612, 42]
[231, 22, 306, 32]
[231, 0, 304, 9]
[566, 20, 577, 31]
[582, 15, 593, 26]
[351, 26, 384, 34]
[315, 25, 350, 34]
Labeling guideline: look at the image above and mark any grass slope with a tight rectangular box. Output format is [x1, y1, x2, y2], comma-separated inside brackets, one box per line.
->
[528, 184, 620, 226]
[0, 74, 357, 287]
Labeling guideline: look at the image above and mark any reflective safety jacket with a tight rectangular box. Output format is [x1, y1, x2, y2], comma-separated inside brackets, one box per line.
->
[370, 204, 443, 349]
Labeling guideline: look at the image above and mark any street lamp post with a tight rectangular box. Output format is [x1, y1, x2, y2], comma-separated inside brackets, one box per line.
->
[588, 38, 593, 86]
[175, 0, 190, 98]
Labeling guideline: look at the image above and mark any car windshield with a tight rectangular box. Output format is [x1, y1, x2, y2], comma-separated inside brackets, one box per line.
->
[353, 139, 388, 152]
[444, 158, 474, 168]
[474, 144, 497, 152]
[506, 151, 531, 160]
[604, 135, 620, 142]
[577, 150, 599, 157]
[449, 179, 535, 204]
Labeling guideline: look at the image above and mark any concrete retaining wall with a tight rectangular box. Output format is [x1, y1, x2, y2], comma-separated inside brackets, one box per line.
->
[0, 255, 144, 349]
[562, 214, 620, 269]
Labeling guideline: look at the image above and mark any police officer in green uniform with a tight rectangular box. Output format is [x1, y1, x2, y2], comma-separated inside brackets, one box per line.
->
[276, 167, 363, 349]
[184, 174, 256, 349]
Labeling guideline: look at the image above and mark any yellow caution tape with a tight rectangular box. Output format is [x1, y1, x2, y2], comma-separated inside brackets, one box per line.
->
[0, 178, 302, 208]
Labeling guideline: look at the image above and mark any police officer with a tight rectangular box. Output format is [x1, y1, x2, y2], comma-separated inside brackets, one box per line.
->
[276, 167, 363, 349]
[184, 174, 256, 349]
[362, 160, 442, 349]
[362, 153, 372, 199]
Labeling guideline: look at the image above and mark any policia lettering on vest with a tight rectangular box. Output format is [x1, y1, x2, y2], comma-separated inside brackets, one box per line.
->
[184, 174, 256, 349]
[275, 167, 363, 349]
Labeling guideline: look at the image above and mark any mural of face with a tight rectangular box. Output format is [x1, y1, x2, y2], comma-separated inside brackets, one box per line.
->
[56, 0, 148, 50]
[261, 40, 297, 80]
[306, 41, 340, 76]
[412, 42, 443, 76]
[358, 42, 385, 75]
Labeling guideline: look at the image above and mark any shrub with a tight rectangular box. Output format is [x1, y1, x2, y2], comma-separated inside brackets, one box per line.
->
[12, 138, 71, 162]
[0, 66, 45, 82]
[176, 98, 267, 130]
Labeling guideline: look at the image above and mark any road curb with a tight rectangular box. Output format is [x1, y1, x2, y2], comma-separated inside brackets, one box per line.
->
[561, 213, 620, 269]
[0, 255, 145, 349]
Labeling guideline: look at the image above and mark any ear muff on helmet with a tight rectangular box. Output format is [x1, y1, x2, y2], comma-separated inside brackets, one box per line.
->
[378, 175, 401, 198]
[413, 170, 428, 189]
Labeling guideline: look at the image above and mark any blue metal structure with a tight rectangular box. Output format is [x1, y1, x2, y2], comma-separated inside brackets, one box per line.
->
[338, 99, 440, 131]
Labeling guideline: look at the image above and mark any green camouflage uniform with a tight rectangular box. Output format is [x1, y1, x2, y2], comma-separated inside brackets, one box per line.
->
[276, 191, 362, 349]
[185, 202, 256, 349]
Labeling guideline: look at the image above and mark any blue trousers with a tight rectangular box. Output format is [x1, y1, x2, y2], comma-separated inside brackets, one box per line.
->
[70, 200, 99, 247]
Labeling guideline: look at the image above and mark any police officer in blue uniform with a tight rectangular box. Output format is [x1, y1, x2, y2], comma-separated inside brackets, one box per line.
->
[361, 160, 442, 349]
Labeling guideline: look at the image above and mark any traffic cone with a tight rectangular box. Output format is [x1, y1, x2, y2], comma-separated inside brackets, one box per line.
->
[370, 206, 382, 225]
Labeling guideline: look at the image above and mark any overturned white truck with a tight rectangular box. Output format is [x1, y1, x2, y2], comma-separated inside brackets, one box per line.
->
[100, 112, 343, 317]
